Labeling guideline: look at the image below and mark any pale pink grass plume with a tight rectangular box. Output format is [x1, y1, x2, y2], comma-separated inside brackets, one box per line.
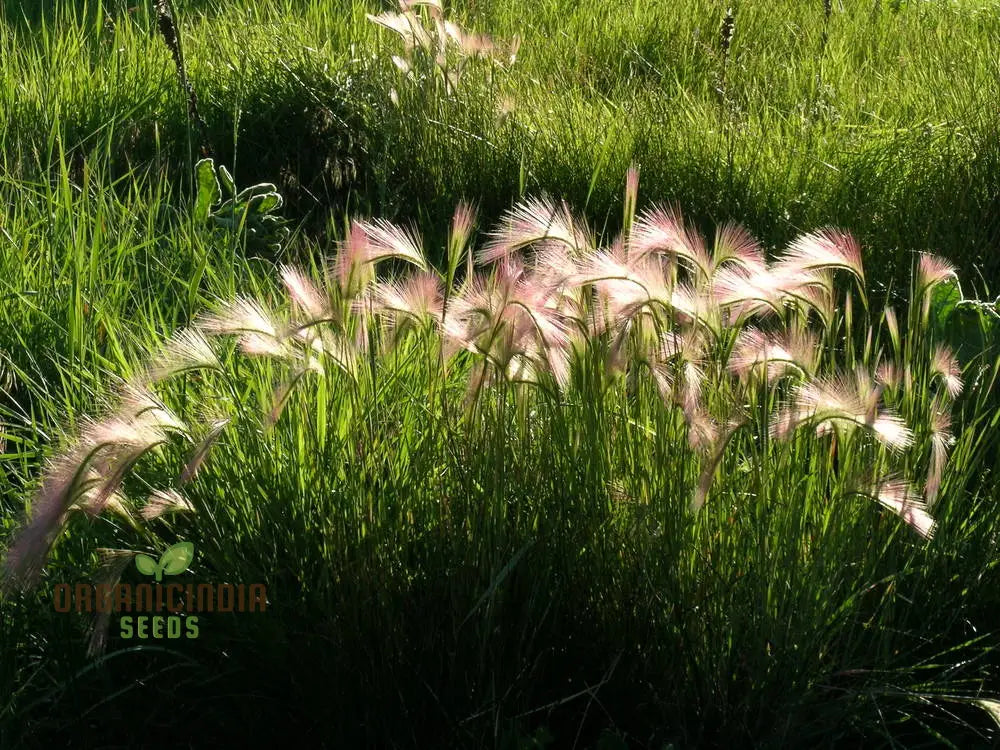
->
[179, 417, 230, 485]
[711, 222, 765, 274]
[199, 296, 285, 358]
[926, 406, 954, 507]
[448, 201, 477, 271]
[140, 489, 195, 521]
[728, 328, 818, 382]
[480, 197, 591, 265]
[774, 373, 913, 450]
[281, 264, 330, 322]
[629, 205, 712, 279]
[930, 344, 963, 398]
[374, 272, 444, 327]
[874, 478, 937, 539]
[916, 252, 956, 292]
[357, 218, 429, 271]
[145, 328, 220, 383]
[780, 228, 864, 284]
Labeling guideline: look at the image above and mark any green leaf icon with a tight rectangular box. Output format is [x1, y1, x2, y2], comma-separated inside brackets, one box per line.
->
[160, 542, 195, 576]
[135, 554, 158, 577]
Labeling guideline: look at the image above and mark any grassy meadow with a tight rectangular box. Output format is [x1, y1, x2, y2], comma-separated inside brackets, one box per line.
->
[2, 0, 1000, 747]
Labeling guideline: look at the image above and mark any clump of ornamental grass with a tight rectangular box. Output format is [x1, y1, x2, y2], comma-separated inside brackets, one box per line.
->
[1, 167, 978, 588]
[3, 169, 999, 741]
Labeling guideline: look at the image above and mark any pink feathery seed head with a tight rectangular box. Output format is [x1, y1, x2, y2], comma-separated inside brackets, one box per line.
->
[367, 11, 432, 49]
[876, 361, 901, 391]
[79, 421, 143, 459]
[623, 164, 640, 232]
[686, 409, 719, 452]
[532, 242, 583, 300]
[280, 264, 330, 321]
[874, 478, 936, 539]
[927, 406, 954, 507]
[542, 344, 572, 389]
[662, 282, 716, 331]
[357, 218, 429, 271]
[712, 221, 765, 274]
[198, 296, 280, 338]
[795, 375, 861, 415]
[769, 406, 803, 441]
[680, 361, 704, 416]
[454, 27, 496, 57]
[931, 344, 963, 398]
[74, 469, 129, 518]
[691, 418, 744, 511]
[305, 329, 357, 379]
[3, 516, 65, 592]
[375, 272, 444, 325]
[570, 248, 639, 297]
[682, 406, 719, 451]
[884, 306, 900, 349]
[794, 373, 912, 450]
[853, 367, 880, 420]
[335, 220, 372, 288]
[497, 253, 527, 283]
[728, 328, 794, 381]
[444, 19, 463, 44]
[83, 439, 162, 519]
[146, 328, 220, 383]
[625, 164, 640, 206]
[2, 441, 105, 590]
[871, 413, 914, 451]
[179, 417, 230, 485]
[114, 382, 185, 432]
[449, 201, 477, 254]
[710, 265, 786, 318]
[391, 54, 412, 75]
[787, 282, 835, 329]
[239, 332, 292, 358]
[480, 197, 590, 265]
[507, 33, 521, 65]
[781, 228, 864, 283]
[917, 252, 956, 292]
[630, 204, 712, 278]
[140, 489, 194, 521]
[648, 359, 675, 400]
[930, 405, 953, 439]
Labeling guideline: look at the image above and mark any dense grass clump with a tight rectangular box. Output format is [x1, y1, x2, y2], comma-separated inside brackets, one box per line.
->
[5, 171, 1000, 746]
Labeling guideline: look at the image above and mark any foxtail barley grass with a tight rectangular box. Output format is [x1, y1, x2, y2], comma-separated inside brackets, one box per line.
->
[4, 167, 1000, 745]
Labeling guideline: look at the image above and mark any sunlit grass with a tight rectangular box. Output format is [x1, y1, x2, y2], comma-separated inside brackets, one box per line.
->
[2, 0, 1000, 746]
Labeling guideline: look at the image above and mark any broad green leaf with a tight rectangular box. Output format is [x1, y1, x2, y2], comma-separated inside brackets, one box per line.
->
[235, 183, 278, 204]
[949, 300, 1000, 362]
[194, 159, 221, 222]
[159, 541, 195, 575]
[218, 165, 236, 197]
[928, 277, 962, 335]
[243, 192, 283, 214]
[135, 554, 158, 576]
